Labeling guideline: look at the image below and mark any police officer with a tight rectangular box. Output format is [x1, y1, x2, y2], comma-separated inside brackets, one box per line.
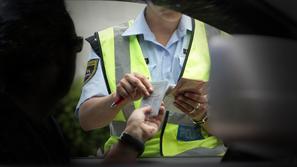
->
[77, 0, 226, 157]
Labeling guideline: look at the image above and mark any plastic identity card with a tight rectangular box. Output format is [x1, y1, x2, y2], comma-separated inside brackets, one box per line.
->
[141, 80, 169, 116]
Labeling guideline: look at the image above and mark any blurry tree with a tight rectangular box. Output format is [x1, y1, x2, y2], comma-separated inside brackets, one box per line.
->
[54, 79, 109, 157]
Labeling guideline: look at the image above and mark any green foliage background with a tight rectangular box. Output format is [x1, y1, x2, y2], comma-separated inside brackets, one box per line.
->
[54, 79, 109, 157]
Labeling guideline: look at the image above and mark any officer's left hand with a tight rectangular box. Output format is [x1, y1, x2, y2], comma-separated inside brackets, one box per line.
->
[173, 85, 208, 121]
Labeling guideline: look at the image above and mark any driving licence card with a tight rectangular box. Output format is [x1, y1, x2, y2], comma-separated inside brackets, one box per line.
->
[141, 80, 169, 116]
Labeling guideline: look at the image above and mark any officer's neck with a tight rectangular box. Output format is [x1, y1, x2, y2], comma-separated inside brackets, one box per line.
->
[145, 6, 181, 46]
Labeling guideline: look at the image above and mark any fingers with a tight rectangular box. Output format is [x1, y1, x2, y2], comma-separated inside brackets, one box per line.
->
[176, 95, 197, 109]
[174, 92, 207, 111]
[155, 105, 165, 121]
[174, 100, 202, 118]
[139, 105, 152, 115]
[142, 104, 165, 125]
[131, 88, 143, 100]
[116, 85, 129, 98]
[125, 73, 151, 96]
[183, 93, 208, 103]
[174, 99, 193, 115]
[126, 105, 162, 142]
[117, 73, 152, 100]
[174, 96, 208, 118]
[146, 106, 165, 129]
[174, 79, 208, 96]
[117, 79, 134, 98]
[174, 101, 190, 114]
[157, 109, 165, 122]
[142, 105, 165, 119]
[133, 73, 153, 93]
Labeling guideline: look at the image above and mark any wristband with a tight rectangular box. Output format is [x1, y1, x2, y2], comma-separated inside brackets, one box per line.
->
[119, 132, 144, 157]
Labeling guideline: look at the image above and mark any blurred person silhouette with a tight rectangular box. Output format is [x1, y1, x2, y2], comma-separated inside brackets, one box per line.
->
[0, 0, 165, 164]
[208, 35, 297, 163]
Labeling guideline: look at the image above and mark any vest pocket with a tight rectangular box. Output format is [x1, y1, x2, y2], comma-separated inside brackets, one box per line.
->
[177, 125, 204, 141]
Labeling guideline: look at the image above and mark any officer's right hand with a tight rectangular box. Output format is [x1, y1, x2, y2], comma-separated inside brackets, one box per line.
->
[116, 73, 153, 104]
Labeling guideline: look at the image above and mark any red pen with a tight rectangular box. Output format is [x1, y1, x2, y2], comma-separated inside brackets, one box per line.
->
[110, 95, 124, 108]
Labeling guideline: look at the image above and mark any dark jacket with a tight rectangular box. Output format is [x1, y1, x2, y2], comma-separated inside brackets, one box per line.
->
[0, 93, 70, 164]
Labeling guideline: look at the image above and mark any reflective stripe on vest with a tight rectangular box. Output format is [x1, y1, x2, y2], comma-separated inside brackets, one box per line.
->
[97, 19, 227, 157]
[98, 26, 125, 122]
[114, 22, 135, 119]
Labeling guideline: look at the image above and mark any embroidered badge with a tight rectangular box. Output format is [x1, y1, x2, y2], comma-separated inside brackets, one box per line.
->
[177, 125, 204, 141]
[84, 59, 98, 84]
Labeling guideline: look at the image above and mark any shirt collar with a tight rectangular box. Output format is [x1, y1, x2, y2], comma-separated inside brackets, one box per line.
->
[122, 9, 154, 41]
[176, 15, 193, 38]
[122, 9, 193, 40]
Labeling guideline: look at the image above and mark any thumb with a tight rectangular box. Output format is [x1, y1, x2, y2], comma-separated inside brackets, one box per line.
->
[139, 105, 152, 115]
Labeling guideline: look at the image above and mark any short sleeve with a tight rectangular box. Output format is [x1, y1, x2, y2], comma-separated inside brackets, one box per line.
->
[75, 50, 109, 118]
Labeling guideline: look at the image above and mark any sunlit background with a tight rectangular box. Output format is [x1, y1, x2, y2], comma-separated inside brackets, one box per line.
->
[67, 0, 145, 79]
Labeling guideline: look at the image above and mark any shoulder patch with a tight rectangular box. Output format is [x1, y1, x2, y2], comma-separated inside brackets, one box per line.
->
[84, 59, 99, 84]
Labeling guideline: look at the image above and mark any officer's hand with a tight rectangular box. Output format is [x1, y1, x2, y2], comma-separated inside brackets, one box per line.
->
[116, 73, 153, 104]
[173, 84, 208, 121]
[124, 105, 165, 142]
